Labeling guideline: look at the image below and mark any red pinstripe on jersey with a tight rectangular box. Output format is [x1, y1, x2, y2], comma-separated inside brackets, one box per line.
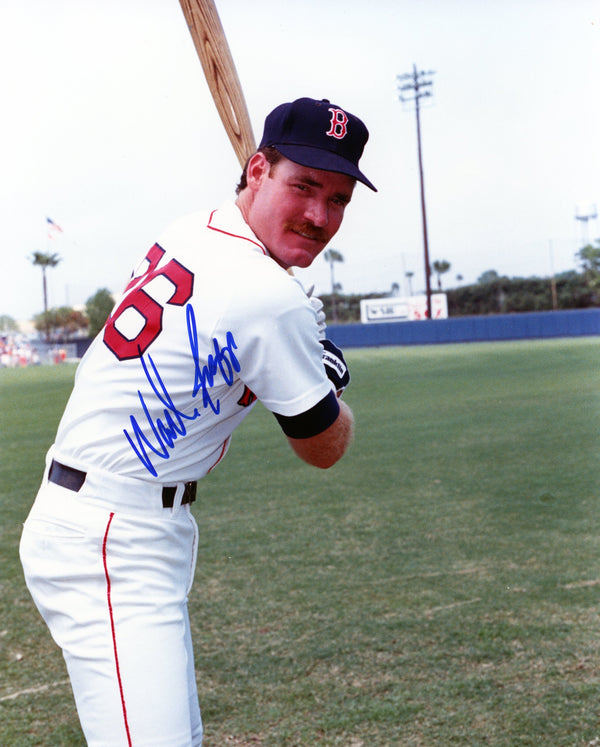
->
[207, 437, 230, 473]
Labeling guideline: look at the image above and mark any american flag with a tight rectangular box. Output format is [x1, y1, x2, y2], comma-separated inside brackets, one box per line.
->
[46, 217, 63, 236]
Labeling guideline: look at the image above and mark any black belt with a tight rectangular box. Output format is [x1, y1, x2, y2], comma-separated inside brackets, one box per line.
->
[48, 459, 196, 508]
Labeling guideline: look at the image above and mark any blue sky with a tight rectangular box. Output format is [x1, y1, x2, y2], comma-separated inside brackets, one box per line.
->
[2, 0, 599, 320]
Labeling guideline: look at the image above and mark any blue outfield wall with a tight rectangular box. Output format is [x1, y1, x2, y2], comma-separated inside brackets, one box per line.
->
[326, 308, 600, 348]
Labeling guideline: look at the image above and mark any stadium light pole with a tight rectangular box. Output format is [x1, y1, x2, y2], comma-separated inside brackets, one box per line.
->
[397, 64, 435, 319]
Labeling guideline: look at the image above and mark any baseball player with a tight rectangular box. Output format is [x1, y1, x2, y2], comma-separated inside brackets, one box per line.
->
[20, 97, 376, 746]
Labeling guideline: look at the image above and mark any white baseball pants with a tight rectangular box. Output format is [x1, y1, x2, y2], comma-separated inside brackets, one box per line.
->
[20, 455, 203, 746]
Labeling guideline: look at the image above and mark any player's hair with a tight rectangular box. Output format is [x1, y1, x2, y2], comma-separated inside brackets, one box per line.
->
[235, 146, 283, 194]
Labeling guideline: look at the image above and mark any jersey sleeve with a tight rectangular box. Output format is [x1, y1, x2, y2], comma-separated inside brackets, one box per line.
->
[219, 263, 333, 419]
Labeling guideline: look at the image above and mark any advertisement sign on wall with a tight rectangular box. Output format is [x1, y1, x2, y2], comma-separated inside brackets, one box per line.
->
[360, 294, 448, 323]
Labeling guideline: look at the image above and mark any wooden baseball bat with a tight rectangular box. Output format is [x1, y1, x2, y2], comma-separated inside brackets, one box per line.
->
[178, 0, 256, 169]
[178, 0, 296, 276]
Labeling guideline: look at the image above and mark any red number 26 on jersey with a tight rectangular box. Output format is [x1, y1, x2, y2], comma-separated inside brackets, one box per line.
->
[103, 244, 194, 361]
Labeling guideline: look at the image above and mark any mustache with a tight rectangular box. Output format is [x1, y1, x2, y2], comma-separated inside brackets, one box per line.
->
[284, 221, 328, 243]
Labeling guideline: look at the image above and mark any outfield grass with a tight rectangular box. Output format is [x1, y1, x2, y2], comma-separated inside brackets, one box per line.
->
[1, 338, 599, 746]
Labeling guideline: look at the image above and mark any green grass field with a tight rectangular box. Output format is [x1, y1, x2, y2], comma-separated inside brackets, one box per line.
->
[1, 337, 599, 746]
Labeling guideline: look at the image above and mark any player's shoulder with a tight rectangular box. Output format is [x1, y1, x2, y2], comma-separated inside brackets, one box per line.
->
[228, 261, 310, 329]
[154, 203, 308, 315]
[156, 202, 271, 269]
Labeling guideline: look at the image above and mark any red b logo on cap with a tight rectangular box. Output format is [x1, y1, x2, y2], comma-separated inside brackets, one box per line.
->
[326, 108, 348, 139]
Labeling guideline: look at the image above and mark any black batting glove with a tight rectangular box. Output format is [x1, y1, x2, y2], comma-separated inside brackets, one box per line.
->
[320, 339, 350, 397]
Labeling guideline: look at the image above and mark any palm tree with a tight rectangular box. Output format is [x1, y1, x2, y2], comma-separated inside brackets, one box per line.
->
[323, 249, 344, 322]
[31, 251, 61, 340]
[577, 241, 600, 292]
[432, 259, 451, 291]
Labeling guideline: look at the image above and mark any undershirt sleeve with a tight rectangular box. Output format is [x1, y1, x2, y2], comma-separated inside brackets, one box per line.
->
[273, 390, 340, 439]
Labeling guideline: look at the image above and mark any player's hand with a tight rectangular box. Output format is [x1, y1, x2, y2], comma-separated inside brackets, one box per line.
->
[320, 339, 350, 397]
[306, 284, 327, 340]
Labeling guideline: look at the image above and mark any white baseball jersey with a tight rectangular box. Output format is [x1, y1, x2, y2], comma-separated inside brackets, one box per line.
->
[52, 201, 334, 484]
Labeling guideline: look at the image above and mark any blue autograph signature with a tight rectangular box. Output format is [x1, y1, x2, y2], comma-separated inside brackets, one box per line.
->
[123, 303, 241, 476]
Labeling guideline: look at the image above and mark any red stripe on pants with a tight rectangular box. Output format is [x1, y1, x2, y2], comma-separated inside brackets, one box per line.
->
[103, 512, 133, 746]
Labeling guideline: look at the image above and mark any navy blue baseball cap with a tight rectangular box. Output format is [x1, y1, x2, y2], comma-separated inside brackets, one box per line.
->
[258, 97, 377, 192]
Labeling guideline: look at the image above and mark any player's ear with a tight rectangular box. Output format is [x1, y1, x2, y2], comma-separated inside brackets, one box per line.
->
[245, 152, 270, 192]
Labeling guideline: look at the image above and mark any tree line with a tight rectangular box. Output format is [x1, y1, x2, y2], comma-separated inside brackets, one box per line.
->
[10, 288, 114, 343]
[321, 242, 600, 322]
[17, 252, 114, 342]
[4, 242, 598, 340]
[446, 268, 596, 316]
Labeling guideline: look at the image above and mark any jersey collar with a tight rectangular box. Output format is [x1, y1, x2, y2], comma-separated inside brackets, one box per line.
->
[207, 201, 270, 258]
